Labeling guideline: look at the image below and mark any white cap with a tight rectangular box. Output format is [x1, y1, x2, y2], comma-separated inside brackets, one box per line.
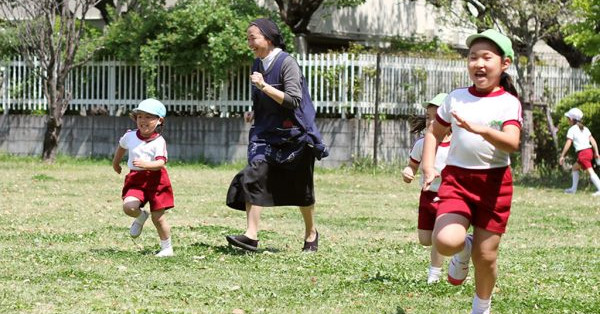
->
[564, 108, 583, 121]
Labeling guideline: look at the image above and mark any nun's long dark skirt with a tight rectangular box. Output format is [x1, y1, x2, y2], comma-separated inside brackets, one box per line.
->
[226, 151, 315, 211]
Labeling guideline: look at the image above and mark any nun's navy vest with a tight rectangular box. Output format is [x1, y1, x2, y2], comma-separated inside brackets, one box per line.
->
[248, 52, 328, 167]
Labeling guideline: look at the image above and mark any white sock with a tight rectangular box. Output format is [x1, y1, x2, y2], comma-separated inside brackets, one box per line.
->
[427, 265, 442, 283]
[589, 171, 600, 191]
[457, 234, 472, 261]
[160, 237, 172, 250]
[472, 294, 491, 314]
[134, 210, 147, 223]
[571, 171, 579, 191]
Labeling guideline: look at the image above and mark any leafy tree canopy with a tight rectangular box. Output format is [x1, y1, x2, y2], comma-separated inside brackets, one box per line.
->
[99, 0, 293, 79]
[564, 0, 600, 83]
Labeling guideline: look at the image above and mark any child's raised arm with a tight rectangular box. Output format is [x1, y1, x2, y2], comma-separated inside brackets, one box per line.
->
[132, 158, 166, 171]
[451, 110, 520, 153]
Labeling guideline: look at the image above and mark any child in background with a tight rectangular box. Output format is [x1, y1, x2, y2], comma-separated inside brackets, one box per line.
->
[112, 98, 175, 257]
[402, 92, 450, 284]
[422, 29, 522, 314]
[559, 107, 600, 196]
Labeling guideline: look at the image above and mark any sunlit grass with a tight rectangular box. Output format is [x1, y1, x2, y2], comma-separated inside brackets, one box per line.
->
[0, 156, 598, 313]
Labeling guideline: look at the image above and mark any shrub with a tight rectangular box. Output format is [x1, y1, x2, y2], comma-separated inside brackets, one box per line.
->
[554, 88, 600, 154]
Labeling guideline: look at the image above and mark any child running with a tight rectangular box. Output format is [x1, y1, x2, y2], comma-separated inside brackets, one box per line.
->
[558, 107, 600, 196]
[401, 92, 450, 284]
[421, 29, 522, 314]
[112, 98, 175, 257]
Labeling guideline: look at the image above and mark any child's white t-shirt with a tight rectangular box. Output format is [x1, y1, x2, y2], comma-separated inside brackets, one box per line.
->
[436, 86, 522, 169]
[566, 124, 592, 152]
[119, 130, 168, 171]
[409, 137, 450, 192]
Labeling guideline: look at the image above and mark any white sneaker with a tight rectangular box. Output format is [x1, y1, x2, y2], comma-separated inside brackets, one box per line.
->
[448, 234, 473, 286]
[593, 191, 600, 197]
[564, 188, 576, 194]
[129, 210, 149, 238]
[427, 274, 441, 284]
[155, 246, 173, 257]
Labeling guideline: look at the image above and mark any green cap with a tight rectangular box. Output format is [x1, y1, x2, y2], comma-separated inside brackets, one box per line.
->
[466, 29, 514, 61]
[422, 93, 448, 109]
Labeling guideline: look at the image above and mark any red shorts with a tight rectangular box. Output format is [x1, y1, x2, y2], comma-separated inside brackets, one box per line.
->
[418, 190, 439, 230]
[122, 168, 174, 211]
[437, 165, 513, 234]
[577, 148, 593, 170]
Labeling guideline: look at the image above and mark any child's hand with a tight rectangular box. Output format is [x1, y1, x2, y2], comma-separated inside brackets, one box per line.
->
[113, 163, 122, 174]
[451, 110, 485, 134]
[422, 167, 439, 191]
[559, 156, 565, 166]
[401, 166, 415, 183]
[132, 159, 147, 169]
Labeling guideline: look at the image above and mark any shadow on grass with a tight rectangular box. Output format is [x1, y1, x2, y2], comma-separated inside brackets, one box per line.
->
[90, 247, 156, 257]
[190, 241, 282, 255]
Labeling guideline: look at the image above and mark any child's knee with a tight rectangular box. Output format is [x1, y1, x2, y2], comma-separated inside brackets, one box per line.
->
[472, 248, 498, 267]
[122, 199, 141, 216]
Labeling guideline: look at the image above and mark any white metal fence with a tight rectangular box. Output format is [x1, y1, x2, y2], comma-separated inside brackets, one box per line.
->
[0, 54, 592, 117]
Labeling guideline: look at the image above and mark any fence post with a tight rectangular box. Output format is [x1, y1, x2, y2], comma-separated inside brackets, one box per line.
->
[374, 52, 381, 167]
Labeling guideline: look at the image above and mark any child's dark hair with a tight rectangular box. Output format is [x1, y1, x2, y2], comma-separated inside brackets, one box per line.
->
[575, 119, 585, 130]
[408, 115, 427, 134]
[500, 72, 519, 98]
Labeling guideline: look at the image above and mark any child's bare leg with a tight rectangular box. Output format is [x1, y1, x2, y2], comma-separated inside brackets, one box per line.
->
[472, 227, 501, 299]
[151, 210, 170, 241]
[433, 213, 470, 256]
[123, 196, 142, 217]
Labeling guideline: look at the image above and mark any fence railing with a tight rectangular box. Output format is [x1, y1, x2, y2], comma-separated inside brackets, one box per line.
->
[0, 54, 592, 117]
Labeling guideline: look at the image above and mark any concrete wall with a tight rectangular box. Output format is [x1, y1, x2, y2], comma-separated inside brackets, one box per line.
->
[0, 115, 414, 167]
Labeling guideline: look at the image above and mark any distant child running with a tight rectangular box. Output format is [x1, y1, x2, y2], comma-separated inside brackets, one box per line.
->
[401, 93, 450, 284]
[422, 29, 522, 314]
[112, 98, 175, 257]
[559, 107, 600, 196]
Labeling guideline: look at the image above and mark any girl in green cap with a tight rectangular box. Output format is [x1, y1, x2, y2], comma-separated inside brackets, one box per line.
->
[421, 29, 522, 314]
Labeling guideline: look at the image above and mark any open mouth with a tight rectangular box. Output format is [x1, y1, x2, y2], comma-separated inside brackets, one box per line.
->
[474, 72, 486, 78]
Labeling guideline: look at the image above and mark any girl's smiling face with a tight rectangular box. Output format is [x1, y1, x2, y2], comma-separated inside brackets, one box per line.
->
[468, 39, 511, 94]
[135, 111, 162, 137]
[247, 25, 273, 59]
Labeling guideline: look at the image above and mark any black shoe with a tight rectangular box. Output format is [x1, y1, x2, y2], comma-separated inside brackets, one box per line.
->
[226, 234, 258, 252]
[302, 231, 319, 252]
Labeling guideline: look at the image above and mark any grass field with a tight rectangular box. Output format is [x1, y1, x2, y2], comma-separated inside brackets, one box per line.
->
[0, 155, 599, 313]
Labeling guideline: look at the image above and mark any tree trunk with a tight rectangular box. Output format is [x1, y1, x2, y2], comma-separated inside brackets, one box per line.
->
[520, 50, 536, 174]
[42, 113, 62, 162]
[294, 33, 308, 55]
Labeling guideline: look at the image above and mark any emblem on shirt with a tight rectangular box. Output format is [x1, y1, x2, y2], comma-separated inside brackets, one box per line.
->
[489, 120, 503, 130]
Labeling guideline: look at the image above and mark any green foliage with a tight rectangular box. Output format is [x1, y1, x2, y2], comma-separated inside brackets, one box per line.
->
[100, 0, 292, 91]
[0, 20, 19, 57]
[564, 0, 600, 83]
[388, 35, 456, 56]
[554, 88, 600, 156]
[532, 107, 559, 169]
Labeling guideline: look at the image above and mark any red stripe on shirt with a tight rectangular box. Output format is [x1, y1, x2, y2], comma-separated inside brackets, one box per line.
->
[502, 120, 521, 129]
[436, 113, 450, 127]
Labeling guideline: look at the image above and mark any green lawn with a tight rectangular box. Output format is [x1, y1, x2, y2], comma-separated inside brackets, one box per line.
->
[0, 156, 598, 313]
